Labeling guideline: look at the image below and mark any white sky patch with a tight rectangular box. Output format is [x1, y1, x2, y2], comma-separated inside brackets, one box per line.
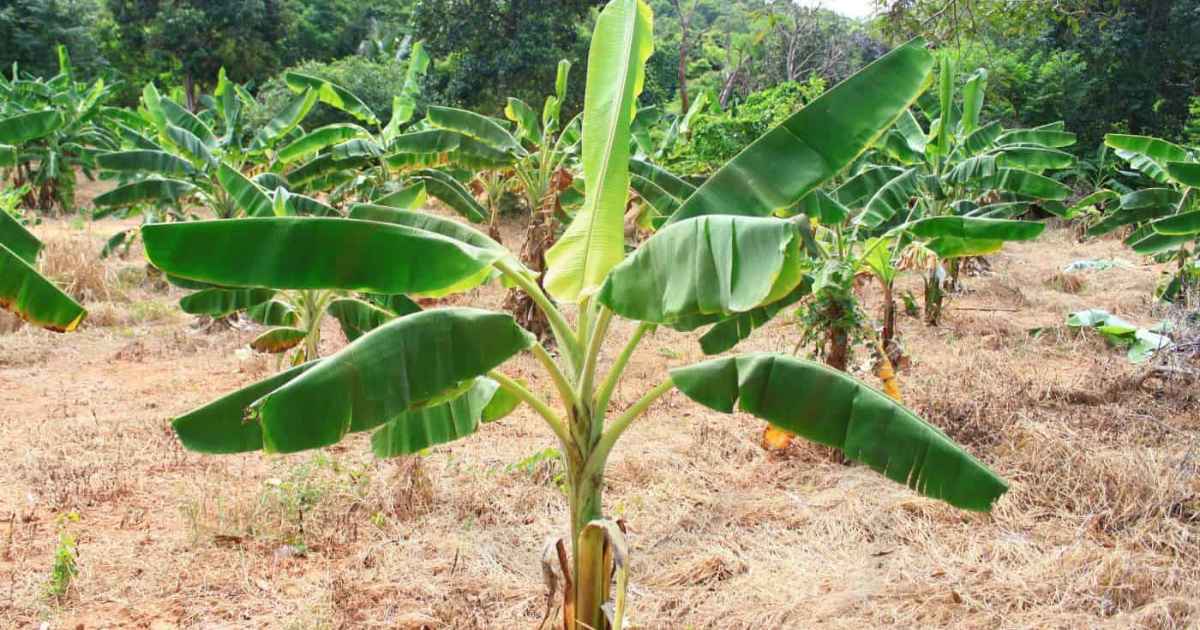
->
[797, 0, 879, 19]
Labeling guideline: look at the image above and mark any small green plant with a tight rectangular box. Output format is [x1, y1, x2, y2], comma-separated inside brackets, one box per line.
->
[46, 512, 81, 601]
[1, 184, 32, 222]
[508, 447, 568, 492]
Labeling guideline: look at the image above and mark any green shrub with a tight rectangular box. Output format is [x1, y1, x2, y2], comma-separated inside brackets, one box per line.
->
[664, 76, 826, 176]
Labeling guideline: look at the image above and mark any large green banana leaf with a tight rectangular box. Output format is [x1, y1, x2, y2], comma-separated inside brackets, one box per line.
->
[1150, 210, 1200, 236]
[427, 106, 521, 154]
[997, 127, 1076, 148]
[993, 146, 1074, 171]
[543, 0, 654, 302]
[93, 178, 196, 207]
[671, 353, 1008, 511]
[373, 182, 428, 210]
[172, 361, 320, 454]
[958, 68, 986, 137]
[908, 216, 1045, 242]
[412, 168, 489, 223]
[1166, 161, 1200, 187]
[384, 42, 430, 141]
[0, 209, 42, 264]
[217, 163, 273, 217]
[384, 129, 514, 170]
[1125, 224, 1193, 256]
[1105, 134, 1191, 163]
[697, 278, 812, 355]
[1106, 134, 1192, 182]
[143, 218, 503, 295]
[277, 123, 368, 164]
[326, 297, 401, 342]
[833, 166, 906, 208]
[796, 190, 851, 225]
[371, 377, 519, 458]
[249, 308, 535, 453]
[630, 158, 697, 218]
[855, 168, 919, 228]
[1087, 206, 1174, 237]
[279, 191, 339, 217]
[0, 144, 14, 166]
[159, 98, 216, 147]
[164, 124, 216, 168]
[598, 215, 804, 328]
[959, 121, 1002, 157]
[346, 204, 506, 256]
[668, 40, 932, 225]
[505, 97, 541, 142]
[179, 287, 275, 317]
[0, 242, 86, 332]
[629, 158, 695, 202]
[285, 72, 377, 125]
[250, 327, 307, 353]
[985, 168, 1071, 200]
[96, 150, 195, 177]
[0, 111, 63, 145]
[932, 54, 955, 158]
[247, 299, 299, 327]
[254, 89, 318, 149]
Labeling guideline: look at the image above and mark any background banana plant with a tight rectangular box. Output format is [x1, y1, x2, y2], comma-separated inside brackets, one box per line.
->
[143, 6, 1008, 628]
[858, 56, 1075, 325]
[1094, 133, 1200, 302]
[364, 59, 585, 339]
[0, 46, 119, 215]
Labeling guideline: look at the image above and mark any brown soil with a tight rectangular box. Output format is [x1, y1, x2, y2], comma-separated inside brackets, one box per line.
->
[1, 216, 1197, 629]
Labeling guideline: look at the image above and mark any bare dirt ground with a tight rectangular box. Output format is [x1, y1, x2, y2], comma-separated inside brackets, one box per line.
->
[1, 209, 1197, 629]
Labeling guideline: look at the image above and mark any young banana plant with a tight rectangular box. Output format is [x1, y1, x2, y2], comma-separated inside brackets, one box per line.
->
[865, 55, 1076, 325]
[143, 5, 1008, 627]
[1094, 134, 1200, 301]
[0, 204, 86, 332]
[171, 272, 421, 365]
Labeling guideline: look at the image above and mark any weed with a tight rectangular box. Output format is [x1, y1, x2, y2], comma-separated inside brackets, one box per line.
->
[45, 512, 80, 601]
[507, 447, 567, 492]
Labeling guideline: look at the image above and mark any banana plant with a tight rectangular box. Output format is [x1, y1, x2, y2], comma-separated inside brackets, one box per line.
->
[143, 8, 1007, 628]
[392, 60, 582, 339]
[272, 44, 497, 226]
[864, 57, 1075, 325]
[0, 46, 119, 214]
[172, 270, 421, 364]
[1095, 133, 1200, 301]
[0, 203, 86, 332]
[94, 72, 318, 216]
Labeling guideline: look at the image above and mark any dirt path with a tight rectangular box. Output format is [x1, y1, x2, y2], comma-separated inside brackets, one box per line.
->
[1, 219, 1197, 629]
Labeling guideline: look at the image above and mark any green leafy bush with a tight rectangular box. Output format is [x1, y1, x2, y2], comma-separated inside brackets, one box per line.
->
[664, 76, 825, 175]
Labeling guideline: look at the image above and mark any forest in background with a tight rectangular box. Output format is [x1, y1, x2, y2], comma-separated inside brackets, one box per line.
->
[2, 0, 1197, 164]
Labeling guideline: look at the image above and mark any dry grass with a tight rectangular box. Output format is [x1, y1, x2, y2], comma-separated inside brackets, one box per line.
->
[0, 219, 1197, 629]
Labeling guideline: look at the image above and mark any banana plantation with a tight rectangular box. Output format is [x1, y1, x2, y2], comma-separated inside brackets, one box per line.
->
[1, 0, 1198, 627]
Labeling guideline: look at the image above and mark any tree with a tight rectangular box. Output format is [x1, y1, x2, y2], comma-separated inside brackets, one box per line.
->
[410, 0, 603, 114]
[877, 0, 1200, 148]
[105, 0, 291, 110]
[0, 0, 107, 79]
